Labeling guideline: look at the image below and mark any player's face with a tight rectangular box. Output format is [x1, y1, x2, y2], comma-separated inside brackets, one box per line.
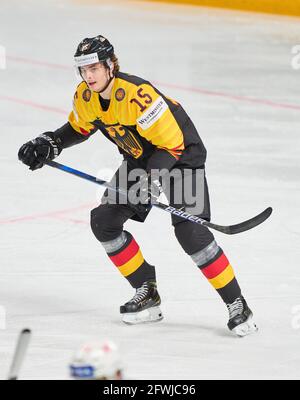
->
[80, 62, 110, 92]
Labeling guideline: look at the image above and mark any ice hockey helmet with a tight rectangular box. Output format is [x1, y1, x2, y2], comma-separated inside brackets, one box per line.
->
[74, 35, 114, 68]
[69, 340, 123, 380]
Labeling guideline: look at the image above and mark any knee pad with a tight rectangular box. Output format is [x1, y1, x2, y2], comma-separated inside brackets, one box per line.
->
[90, 205, 129, 243]
[174, 220, 215, 255]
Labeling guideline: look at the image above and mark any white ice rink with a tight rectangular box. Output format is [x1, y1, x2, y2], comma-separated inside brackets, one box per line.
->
[0, 0, 300, 380]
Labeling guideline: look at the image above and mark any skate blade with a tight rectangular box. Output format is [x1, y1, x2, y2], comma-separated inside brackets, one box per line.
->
[122, 306, 163, 325]
[232, 315, 258, 337]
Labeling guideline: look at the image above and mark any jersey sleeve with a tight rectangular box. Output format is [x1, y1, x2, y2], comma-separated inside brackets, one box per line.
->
[131, 83, 185, 161]
[52, 122, 92, 149]
[68, 89, 97, 136]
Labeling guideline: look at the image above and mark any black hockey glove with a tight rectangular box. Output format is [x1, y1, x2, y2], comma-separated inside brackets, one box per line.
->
[128, 172, 163, 215]
[18, 133, 61, 171]
[139, 172, 163, 205]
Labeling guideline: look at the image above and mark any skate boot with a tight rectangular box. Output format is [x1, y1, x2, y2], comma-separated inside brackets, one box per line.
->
[120, 281, 163, 325]
[227, 295, 258, 337]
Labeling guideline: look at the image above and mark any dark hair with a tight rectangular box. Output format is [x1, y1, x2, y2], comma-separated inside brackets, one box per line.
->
[111, 53, 120, 74]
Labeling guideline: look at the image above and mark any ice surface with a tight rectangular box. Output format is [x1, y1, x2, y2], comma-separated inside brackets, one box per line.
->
[0, 0, 300, 380]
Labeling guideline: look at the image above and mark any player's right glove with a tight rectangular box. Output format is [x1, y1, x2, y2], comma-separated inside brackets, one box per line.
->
[138, 172, 163, 205]
[18, 133, 62, 170]
[127, 172, 163, 215]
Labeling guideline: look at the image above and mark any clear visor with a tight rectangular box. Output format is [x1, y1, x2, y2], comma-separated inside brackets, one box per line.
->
[73, 54, 113, 81]
[74, 52, 100, 81]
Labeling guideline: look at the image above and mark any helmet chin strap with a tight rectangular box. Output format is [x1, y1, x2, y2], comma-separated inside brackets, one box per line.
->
[98, 60, 114, 95]
[98, 74, 114, 94]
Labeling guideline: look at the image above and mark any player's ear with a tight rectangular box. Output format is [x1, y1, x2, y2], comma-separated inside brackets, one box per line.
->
[106, 58, 114, 77]
[109, 64, 114, 78]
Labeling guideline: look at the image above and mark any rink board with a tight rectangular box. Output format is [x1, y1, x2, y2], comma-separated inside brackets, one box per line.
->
[147, 0, 300, 17]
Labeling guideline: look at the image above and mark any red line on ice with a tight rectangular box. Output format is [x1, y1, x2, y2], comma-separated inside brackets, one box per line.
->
[151, 81, 300, 111]
[0, 203, 95, 225]
[0, 95, 68, 115]
[6, 55, 300, 111]
[7, 56, 71, 70]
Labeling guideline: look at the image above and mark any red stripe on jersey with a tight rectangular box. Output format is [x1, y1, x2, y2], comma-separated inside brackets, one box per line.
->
[201, 253, 229, 279]
[159, 142, 184, 155]
[79, 127, 90, 136]
[160, 147, 183, 160]
[109, 238, 139, 267]
[170, 141, 184, 151]
[170, 153, 181, 160]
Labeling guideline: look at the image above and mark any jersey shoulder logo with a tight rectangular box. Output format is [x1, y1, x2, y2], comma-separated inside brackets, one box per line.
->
[115, 88, 126, 102]
[82, 88, 92, 102]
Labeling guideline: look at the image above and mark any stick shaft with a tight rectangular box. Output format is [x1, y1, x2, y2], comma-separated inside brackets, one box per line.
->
[8, 329, 31, 380]
[44, 160, 272, 234]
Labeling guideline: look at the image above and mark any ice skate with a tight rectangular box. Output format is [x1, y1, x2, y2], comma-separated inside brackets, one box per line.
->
[120, 281, 163, 325]
[227, 295, 258, 337]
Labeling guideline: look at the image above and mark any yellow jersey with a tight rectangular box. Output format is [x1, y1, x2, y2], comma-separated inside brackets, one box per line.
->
[68, 72, 206, 170]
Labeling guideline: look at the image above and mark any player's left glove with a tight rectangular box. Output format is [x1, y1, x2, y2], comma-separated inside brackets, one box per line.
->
[18, 133, 61, 171]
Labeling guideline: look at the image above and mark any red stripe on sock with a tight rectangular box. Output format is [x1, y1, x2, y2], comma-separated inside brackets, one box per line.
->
[109, 239, 139, 267]
[201, 253, 229, 279]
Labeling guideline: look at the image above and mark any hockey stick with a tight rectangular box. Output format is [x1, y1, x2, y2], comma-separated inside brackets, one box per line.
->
[7, 329, 31, 380]
[44, 160, 272, 235]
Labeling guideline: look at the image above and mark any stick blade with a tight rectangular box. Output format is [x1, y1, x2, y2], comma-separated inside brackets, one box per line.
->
[204, 207, 273, 235]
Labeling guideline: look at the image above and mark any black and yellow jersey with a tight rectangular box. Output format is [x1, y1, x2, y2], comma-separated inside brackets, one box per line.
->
[58, 72, 206, 170]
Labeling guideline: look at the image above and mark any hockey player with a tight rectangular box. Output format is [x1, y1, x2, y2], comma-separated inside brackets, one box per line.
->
[18, 35, 257, 336]
[70, 340, 123, 380]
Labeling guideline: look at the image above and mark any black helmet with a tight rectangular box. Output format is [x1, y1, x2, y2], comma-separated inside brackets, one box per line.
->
[74, 35, 114, 67]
